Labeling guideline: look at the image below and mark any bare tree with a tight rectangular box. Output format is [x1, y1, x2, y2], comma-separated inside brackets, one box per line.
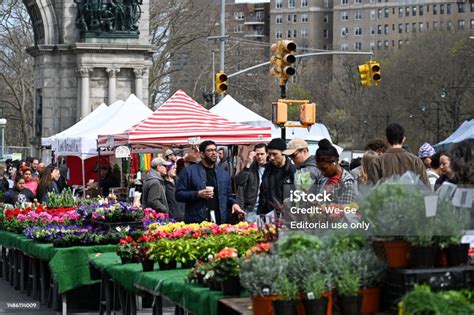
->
[0, 0, 34, 148]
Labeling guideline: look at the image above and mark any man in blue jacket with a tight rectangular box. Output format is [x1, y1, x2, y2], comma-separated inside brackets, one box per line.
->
[176, 140, 244, 224]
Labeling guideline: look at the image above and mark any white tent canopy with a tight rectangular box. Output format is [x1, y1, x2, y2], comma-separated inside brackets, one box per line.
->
[434, 119, 474, 151]
[48, 94, 153, 159]
[210, 95, 339, 154]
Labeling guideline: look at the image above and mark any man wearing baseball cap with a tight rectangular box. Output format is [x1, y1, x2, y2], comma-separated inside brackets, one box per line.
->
[165, 149, 177, 163]
[283, 138, 321, 191]
[142, 157, 171, 213]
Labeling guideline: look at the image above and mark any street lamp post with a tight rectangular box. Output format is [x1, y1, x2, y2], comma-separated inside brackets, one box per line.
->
[0, 118, 6, 158]
[421, 102, 441, 143]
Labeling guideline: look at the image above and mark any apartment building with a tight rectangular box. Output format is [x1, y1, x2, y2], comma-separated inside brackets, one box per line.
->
[269, 0, 334, 51]
[333, 0, 474, 53]
[227, 2, 271, 43]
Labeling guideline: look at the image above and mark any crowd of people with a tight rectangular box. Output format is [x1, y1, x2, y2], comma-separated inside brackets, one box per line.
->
[2, 122, 472, 226]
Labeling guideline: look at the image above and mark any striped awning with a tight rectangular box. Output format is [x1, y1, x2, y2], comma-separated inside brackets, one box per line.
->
[98, 90, 272, 148]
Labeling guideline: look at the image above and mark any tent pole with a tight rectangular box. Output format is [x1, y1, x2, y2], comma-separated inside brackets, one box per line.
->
[82, 158, 86, 197]
[97, 140, 102, 197]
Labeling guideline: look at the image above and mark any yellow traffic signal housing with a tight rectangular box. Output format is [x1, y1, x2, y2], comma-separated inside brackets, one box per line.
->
[215, 71, 228, 94]
[272, 101, 288, 125]
[358, 63, 371, 87]
[299, 103, 316, 125]
[370, 61, 381, 85]
[279, 40, 296, 81]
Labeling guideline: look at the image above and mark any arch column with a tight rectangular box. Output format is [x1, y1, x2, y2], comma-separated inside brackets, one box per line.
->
[106, 68, 120, 104]
[133, 68, 146, 101]
[77, 66, 92, 118]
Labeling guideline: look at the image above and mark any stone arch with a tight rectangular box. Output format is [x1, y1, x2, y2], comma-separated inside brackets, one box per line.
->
[23, 0, 58, 45]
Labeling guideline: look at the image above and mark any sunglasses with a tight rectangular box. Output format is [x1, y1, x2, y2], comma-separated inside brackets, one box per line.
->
[290, 150, 302, 159]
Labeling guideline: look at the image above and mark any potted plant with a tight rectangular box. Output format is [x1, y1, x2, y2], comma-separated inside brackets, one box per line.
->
[303, 272, 332, 315]
[240, 254, 288, 315]
[136, 235, 154, 271]
[335, 268, 362, 315]
[149, 239, 177, 270]
[272, 276, 299, 315]
[116, 235, 138, 264]
[277, 232, 323, 258]
[357, 249, 386, 315]
[175, 238, 197, 269]
[213, 247, 242, 295]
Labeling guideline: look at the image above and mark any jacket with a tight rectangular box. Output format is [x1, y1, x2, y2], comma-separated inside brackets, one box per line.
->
[164, 179, 185, 221]
[175, 162, 236, 224]
[367, 147, 430, 187]
[142, 168, 169, 213]
[235, 161, 265, 211]
[295, 155, 322, 190]
[257, 157, 296, 214]
[4, 187, 35, 205]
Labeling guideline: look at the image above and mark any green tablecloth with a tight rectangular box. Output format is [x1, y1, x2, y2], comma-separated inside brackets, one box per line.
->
[0, 230, 116, 293]
[90, 252, 228, 315]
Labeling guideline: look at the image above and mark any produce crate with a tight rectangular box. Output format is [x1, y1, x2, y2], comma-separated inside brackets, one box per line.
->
[382, 266, 474, 310]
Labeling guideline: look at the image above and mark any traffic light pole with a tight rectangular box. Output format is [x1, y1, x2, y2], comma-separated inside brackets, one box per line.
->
[280, 84, 286, 140]
[218, 0, 225, 103]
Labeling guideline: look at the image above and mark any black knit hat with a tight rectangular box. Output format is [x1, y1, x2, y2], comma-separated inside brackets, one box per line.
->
[267, 138, 286, 151]
[316, 139, 339, 162]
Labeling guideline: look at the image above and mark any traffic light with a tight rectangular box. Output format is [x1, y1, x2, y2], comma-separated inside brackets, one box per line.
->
[270, 40, 297, 84]
[357, 63, 371, 87]
[215, 71, 228, 94]
[272, 101, 288, 125]
[279, 40, 296, 81]
[370, 61, 381, 85]
[299, 103, 316, 125]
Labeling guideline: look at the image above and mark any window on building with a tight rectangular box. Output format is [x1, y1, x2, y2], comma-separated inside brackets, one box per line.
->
[419, 5, 424, 16]
[341, 0, 348, 5]
[341, 27, 348, 36]
[447, 4, 451, 15]
[440, 4, 445, 14]
[355, 11, 362, 20]
[370, 26, 375, 34]
[471, 2, 474, 12]
[384, 8, 389, 18]
[458, 3, 465, 13]
[323, 29, 328, 38]
[293, 29, 297, 37]
[275, 30, 283, 39]
[289, 0, 295, 8]
[355, 27, 362, 35]
[234, 12, 244, 20]
[377, 41, 382, 49]
[301, 29, 309, 38]
[447, 21, 452, 30]
[405, 7, 410, 17]
[341, 12, 348, 21]
[276, 0, 283, 9]
[398, 40, 403, 48]
[440, 21, 444, 30]
[287, 30, 292, 38]
[301, 0, 308, 7]
[398, 24, 403, 33]
[392, 7, 395, 15]
[426, 5, 429, 13]
[370, 0, 375, 3]
[324, 15, 329, 23]
[355, 42, 362, 50]
[276, 15, 283, 24]
[287, 14, 292, 22]
[412, 6, 416, 16]
[340, 43, 348, 51]
[399, 7, 403, 17]
[377, 25, 382, 34]
[378, 9, 382, 18]
[406, 23, 410, 32]
[458, 20, 465, 29]
[370, 10, 376, 19]
[301, 14, 308, 23]
[433, 5, 437, 15]
[412, 22, 416, 32]
[384, 24, 389, 34]
[384, 40, 389, 48]
[355, 0, 362, 4]
[433, 21, 438, 29]
[419, 22, 424, 32]
[471, 19, 474, 29]
[324, 0, 329, 7]
[370, 42, 375, 51]
[293, 14, 297, 23]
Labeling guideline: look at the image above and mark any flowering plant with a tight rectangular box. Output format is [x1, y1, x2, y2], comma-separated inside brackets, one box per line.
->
[212, 247, 241, 282]
[116, 236, 138, 259]
[135, 235, 154, 261]
[245, 243, 271, 258]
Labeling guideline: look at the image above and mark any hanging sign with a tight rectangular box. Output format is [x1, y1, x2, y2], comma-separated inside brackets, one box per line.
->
[115, 146, 131, 158]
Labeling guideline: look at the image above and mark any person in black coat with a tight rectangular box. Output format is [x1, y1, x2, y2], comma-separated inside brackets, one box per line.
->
[164, 164, 185, 221]
[99, 165, 120, 197]
[4, 175, 35, 205]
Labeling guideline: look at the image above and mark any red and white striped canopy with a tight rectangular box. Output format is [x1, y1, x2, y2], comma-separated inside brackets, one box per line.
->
[98, 90, 272, 148]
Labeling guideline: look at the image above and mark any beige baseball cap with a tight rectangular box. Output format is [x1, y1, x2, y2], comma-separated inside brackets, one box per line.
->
[283, 138, 308, 155]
